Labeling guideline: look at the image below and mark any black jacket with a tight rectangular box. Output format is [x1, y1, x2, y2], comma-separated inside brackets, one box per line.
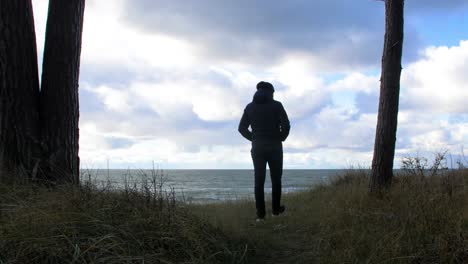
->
[238, 90, 290, 142]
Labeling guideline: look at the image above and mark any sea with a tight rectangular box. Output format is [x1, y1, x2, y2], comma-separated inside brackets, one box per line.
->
[80, 169, 349, 203]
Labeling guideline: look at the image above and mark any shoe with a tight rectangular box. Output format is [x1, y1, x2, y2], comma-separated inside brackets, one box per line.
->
[256, 217, 265, 223]
[272, 205, 286, 216]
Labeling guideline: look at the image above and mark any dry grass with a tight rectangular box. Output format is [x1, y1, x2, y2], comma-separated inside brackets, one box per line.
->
[2, 162, 468, 263]
[192, 168, 468, 263]
[0, 175, 249, 263]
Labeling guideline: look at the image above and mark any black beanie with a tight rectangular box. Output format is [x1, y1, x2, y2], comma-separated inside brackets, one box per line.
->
[256, 81, 274, 92]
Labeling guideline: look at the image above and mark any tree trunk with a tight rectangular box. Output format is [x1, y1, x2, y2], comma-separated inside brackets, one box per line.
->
[0, 0, 41, 179]
[40, 0, 85, 183]
[369, 0, 404, 193]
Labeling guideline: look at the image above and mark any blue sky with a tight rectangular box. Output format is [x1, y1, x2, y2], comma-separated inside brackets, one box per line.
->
[32, 0, 468, 169]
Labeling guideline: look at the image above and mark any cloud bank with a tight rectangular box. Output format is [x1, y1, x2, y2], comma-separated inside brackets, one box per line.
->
[30, 0, 468, 169]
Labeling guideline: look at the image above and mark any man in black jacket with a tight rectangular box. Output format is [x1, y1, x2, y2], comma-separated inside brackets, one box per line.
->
[238, 81, 290, 221]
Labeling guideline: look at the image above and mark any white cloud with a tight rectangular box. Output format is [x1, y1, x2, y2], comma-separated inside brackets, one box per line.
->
[269, 56, 329, 118]
[88, 85, 133, 113]
[329, 72, 380, 94]
[128, 77, 246, 121]
[77, 38, 468, 169]
[32, 0, 468, 169]
[401, 40, 468, 113]
[79, 0, 199, 76]
[397, 110, 468, 154]
[284, 148, 374, 169]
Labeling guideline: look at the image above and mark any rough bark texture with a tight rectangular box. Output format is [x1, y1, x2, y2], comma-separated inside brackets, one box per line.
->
[369, 0, 404, 192]
[0, 0, 41, 179]
[40, 0, 85, 183]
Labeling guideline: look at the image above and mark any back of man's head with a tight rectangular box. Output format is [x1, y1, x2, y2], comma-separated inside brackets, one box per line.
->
[256, 81, 275, 92]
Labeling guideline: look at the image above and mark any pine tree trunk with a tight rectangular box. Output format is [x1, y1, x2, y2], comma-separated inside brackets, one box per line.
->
[369, 0, 404, 193]
[40, 0, 85, 183]
[0, 0, 41, 179]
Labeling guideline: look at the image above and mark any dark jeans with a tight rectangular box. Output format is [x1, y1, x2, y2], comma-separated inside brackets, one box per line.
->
[251, 141, 283, 218]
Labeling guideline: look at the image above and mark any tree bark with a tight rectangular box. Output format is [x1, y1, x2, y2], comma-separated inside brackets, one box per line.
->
[40, 0, 85, 183]
[369, 0, 404, 193]
[0, 0, 41, 179]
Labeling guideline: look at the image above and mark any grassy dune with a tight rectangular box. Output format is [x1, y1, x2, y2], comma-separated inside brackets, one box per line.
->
[195, 169, 468, 263]
[2, 168, 468, 263]
[0, 181, 248, 263]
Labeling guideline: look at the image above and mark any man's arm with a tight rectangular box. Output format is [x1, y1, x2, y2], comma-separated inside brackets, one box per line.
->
[238, 108, 253, 141]
[278, 103, 290, 141]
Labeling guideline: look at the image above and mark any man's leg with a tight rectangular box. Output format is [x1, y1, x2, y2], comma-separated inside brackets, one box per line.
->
[268, 144, 283, 214]
[251, 145, 267, 218]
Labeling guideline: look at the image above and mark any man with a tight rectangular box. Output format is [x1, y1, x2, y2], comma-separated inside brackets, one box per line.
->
[238, 81, 290, 221]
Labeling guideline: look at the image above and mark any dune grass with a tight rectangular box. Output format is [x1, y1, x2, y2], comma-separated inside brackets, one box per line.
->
[192, 168, 468, 263]
[2, 166, 468, 263]
[0, 179, 249, 263]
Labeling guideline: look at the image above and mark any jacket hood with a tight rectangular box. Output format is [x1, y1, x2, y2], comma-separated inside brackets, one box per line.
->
[253, 90, 273, 104]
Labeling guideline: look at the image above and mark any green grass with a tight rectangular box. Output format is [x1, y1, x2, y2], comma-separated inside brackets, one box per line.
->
[2, 168, 468, 263]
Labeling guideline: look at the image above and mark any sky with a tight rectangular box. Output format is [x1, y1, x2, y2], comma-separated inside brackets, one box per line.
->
[31, 0, 468, 169]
